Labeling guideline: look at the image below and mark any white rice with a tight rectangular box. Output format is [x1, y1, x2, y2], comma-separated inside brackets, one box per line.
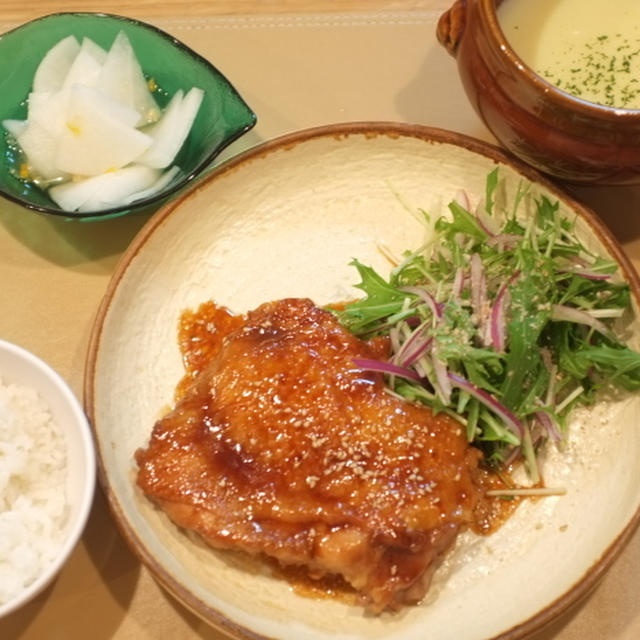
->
[0, 378, 68, 605]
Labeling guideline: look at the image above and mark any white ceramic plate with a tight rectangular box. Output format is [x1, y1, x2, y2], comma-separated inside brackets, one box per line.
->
[85, 123, 640, 640]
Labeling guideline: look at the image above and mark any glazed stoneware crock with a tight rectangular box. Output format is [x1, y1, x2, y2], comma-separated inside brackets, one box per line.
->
[437, 0, 640, 184]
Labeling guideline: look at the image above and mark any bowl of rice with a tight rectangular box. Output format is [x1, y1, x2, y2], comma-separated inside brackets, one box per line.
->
[0, 338, 95, 617]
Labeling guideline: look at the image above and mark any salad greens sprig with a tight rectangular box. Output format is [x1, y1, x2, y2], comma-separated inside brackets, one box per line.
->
[332, 169, 640, 481]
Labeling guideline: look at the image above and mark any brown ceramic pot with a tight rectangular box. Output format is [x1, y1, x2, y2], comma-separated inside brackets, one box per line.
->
[437, 0, 640, 184]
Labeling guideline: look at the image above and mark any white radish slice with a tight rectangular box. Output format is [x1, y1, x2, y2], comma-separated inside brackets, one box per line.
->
[49, 178, 100, 211]
[70, 85, 141, 129]
[135, 90, 183, 168]
[136, 87, 203, 169]
[33, 35, 80, 93]
[16, 121, 66, 180]
[50, 164, 160, 212]
[99, 31, 160, 127]
[27, 90, 72, 137]
[62, 37, 107, 89]
[123, 164, 181, 204]
[27, 91, 50, 121]
[29, 86, 139, 145]
[2, 119, 28, 138]
[79, 164, 161, 211]
[55, 86, 152, 176]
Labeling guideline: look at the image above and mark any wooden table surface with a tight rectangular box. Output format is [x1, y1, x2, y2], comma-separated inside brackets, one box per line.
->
[2, 0, 435, 22]
[0, 2, 639, 639]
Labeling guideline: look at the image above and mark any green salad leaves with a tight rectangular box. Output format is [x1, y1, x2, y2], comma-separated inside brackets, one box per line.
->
[332, 169, 640, 480]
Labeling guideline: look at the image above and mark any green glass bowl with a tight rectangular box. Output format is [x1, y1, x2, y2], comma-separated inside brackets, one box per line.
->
[0, 13, 257, 221]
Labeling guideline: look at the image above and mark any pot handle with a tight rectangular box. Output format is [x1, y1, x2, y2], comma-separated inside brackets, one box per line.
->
[436, 0, 468, 56]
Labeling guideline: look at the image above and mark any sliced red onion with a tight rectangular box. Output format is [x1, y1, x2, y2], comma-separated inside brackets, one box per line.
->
[400, 286, 443, 320]
[452, 266, 465, 300]
[399, 333, 433, 368]
[394, 320, 433, 368]
[486, 233, 521, 251]
[489, 272, 519, 351]
[489, 285, 510, 351]
[448, 372, 525, 440]
[503, 445, 522, 467]
[454, 189, 471, 211]
[432, 344, 452, 404]
[389, 325, 402, 355]
[560, 269, 612, 281]
[470, 253, 489, 343]
[475, 206, 498, 237]
[535, 411, 562, 442]
[550, 304, 613, 338]
[470, 253, 483, 313]
[566, 255, 589, 268]
[352, 357, 422, 383]
[558, 254, 613, 280]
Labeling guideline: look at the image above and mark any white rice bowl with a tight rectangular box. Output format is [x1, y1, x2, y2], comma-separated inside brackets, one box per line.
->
[0, 339, 95, 617]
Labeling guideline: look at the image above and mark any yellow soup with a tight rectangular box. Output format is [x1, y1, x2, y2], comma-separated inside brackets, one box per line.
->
[498, 0, 640, 109]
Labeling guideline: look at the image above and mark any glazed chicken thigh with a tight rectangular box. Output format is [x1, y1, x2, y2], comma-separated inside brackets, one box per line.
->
[136, 298, 489, 611]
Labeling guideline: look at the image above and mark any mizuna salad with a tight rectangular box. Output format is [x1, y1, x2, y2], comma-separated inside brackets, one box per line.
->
[333, 169, 640, 484]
